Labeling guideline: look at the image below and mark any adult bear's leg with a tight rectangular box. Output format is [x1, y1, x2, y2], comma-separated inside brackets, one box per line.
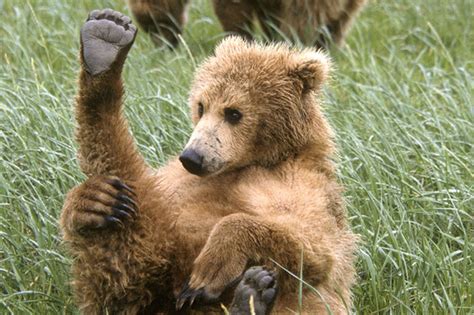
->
[76, 9, 149, 181]
[255, 0, 283, 41]
[128, 0, 189, 47]
[212, 0, 256, 40]
[317, 0, 367, 47]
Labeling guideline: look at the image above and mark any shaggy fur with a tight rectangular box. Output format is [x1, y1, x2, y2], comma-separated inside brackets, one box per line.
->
[128, 0, 366, 47]
[128, 0, 190, 47]
[60, 10, 357, 314]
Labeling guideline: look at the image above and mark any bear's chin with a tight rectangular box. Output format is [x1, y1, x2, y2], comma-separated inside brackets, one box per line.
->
[181, 164, 225, 177]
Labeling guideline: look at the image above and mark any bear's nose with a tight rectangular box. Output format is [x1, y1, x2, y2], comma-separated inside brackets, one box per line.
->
[179, 148, 204, 175]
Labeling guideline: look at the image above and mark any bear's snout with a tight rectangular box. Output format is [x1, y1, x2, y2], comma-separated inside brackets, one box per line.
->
[179, 148, 204, 176]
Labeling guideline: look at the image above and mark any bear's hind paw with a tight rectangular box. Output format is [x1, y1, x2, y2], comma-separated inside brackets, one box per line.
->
[229, 266, 278, 315]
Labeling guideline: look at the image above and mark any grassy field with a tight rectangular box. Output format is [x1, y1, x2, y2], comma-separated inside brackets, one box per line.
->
[0, 0, 472, 313]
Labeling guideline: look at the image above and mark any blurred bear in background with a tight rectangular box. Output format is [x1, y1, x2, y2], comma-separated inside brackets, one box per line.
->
[128, 0, 367, 48]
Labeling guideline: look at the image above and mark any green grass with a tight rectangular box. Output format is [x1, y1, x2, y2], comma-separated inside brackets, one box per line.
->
[0, 0, 472, 313]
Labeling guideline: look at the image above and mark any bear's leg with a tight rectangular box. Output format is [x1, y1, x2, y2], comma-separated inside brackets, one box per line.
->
[59, 175, 143, 314]
[76, 9, 148, 180]
[255, 2, 282, 41]
[316, 18, 349, 49]
[212, 0, 256, 40]
[176, 214, 335, 310]
[61, 11, 169, 314]
[128, 0, 189, 47]
[317, 0, 366, 47]
[229, 266, 278, 315]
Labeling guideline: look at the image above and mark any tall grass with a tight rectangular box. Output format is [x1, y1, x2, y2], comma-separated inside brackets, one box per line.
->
[0, 0, 472, 313]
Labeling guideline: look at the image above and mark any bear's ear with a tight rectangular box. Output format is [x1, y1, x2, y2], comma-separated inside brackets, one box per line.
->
[290, 50, 331, 94]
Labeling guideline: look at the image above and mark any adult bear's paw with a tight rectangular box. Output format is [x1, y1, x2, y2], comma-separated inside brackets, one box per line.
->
[62, 175, 137, 235]
[80, 9, 137, 76]
[176, 247, 247, 310]
[229, 266, 278, 315]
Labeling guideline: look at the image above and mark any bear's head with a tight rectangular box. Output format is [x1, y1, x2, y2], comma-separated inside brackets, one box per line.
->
[179, 36, 333, 176]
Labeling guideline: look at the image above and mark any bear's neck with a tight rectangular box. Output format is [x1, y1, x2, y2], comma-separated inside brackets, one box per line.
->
[295, 140, 337, 178]
[254, 138, 336, 178]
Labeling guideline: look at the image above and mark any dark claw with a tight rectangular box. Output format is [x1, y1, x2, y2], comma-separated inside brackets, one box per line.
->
[176, 287, 205, 310]
[188, 289, 201, 307]
[176, 277, 241, 310]
[182, 280, 190, 290]
[108, 179, 136, 197]
[112, 207, 133, 220]
[176, 273, 244, 310]
[117, 193, 137, 208]
[176, 276, 241, 310]
[104, 215, 123, 228]
[114, 202, 137, 217]
[176, 298, 185, 310]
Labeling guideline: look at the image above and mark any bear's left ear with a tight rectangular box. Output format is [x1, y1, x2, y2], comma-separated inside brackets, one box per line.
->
[290, 50, 331, 94]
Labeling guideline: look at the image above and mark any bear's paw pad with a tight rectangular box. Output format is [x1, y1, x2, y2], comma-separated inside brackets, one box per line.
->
[81, 9, 137, 75]
[229, 266, 278, 315]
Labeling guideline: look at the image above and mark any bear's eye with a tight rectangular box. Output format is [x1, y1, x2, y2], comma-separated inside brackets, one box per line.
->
[198, 102, 204, 118]
[224, 108, 242, 125]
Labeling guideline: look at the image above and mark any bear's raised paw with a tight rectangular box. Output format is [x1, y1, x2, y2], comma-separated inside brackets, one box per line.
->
[81, 9, 137, 76]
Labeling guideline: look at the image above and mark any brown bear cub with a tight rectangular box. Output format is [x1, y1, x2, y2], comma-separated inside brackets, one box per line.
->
[128, 0, 366, 48]
[60, 8, 357, 314]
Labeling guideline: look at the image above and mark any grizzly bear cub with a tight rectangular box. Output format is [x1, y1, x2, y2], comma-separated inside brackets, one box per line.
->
[128, 0, 366, 47]
[60, 8, 357, 314]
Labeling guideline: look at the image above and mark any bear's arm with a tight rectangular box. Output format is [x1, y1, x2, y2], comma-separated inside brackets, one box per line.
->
[178, 212, 337, 305]
[74, 67, 149, 182]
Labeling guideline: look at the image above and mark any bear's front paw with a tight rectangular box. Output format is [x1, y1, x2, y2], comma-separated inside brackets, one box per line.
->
[81, 9, 137, 76]
[62, 175, 137, 235]
[229, 266, 278, 315]
[176, 249, 247, 310]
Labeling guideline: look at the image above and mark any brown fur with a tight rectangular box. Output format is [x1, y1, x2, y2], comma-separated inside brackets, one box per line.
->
[128, 0, 190, 47]
[60, 35, 357, 314]
[212, 0, 367, 46]
[129, 0, 366, 47]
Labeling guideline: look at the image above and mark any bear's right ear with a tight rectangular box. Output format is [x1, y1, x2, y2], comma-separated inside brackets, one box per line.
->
[290, 50, 331, 94]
